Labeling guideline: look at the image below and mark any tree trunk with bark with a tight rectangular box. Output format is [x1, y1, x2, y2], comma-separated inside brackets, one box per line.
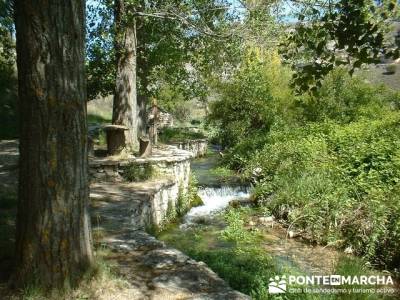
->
[113, 0, 138, 150]
[136, 0, 148, 139]
[13, 0, 93, 290]
[137, 93, 148, 138]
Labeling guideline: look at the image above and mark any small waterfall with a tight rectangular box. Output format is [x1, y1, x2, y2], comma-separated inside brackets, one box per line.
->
[182, 186, 251, 226]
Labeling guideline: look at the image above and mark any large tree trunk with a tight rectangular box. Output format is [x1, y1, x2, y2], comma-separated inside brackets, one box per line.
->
[113, 0, 138, 150]
[136, 11, 149, 139]
[137, 93, 148, 137]
[13, 0, 93, 290]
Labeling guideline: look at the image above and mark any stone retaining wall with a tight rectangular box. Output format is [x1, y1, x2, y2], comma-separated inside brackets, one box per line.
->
[91, 179, 181, 230]
[90, 146, 192, 229]
[171, 139, 208, 158]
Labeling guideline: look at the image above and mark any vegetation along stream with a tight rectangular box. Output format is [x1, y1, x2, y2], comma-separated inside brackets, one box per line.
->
[158, 150, 399, 300]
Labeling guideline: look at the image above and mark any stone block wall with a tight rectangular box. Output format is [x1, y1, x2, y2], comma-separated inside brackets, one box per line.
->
[172, 139, 208, 158]
[90, 146, 193, 230]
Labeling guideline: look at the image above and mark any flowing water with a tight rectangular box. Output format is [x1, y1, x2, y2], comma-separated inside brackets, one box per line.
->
[178, 183, 341, 274]
[158, 150, 398, 297]
[183, 186, 251, 226]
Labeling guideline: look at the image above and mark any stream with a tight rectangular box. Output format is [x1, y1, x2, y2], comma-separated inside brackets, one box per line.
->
[158, 150, 398, 297]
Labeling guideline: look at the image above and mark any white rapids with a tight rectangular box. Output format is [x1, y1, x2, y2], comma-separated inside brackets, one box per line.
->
[182, 186, 251, 226]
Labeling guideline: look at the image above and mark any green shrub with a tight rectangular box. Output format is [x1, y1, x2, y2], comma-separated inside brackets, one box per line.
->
[97, 129, 107, 146]
[122, 163, 154, 182]
[214, 67, 400, 172]
[246, 114, 400, 269]
[176, 174, 203, 217]
[207, 49, 295, 148]
[297, 68, 397, 124]
[159, 127, 206, 144]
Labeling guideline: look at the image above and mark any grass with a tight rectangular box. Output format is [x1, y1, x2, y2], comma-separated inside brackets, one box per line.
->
[7, 248, 133, 300]
[87, 96, 113, 125]
[87, 114, 111, 125]
[159, 207, 398, 300]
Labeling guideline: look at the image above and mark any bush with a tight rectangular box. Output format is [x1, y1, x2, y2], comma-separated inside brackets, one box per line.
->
[122, 163, 154, 182]
[297, 68, 397, 124]
[159, 127, 206, 144]
[245, 114, 400, 269]
[176, 174, 202, 217]
[207, 49, 295, 148]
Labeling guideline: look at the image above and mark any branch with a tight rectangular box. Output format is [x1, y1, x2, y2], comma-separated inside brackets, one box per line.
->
[133, 10, 233, 40]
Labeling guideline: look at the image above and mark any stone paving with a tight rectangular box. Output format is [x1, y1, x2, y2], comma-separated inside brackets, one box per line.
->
[0, 140, 250, 299]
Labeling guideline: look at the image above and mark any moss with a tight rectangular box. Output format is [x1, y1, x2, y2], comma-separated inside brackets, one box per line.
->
[190, 194, 204, 207]
[145, 223, 161, 236]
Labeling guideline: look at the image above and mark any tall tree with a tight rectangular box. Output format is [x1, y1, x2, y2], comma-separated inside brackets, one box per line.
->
[113, 0, 138, 149]
[86, 0, 237, 140]
[13, 0, 93, 290]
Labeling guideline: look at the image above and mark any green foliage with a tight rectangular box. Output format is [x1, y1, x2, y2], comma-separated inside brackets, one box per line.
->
[280, 0, 399, 94]
[156, 82, 192, 122]
[86, 0, 238, 102]
[298, 68, 398, 123]
[208, 49, 294, 148]
[160, 208, 276, 300]
[97, 129, 107, 146]
[217, 68, 400, 170]
[159, 127, 206, 144]
[212, 60, 400, 270]
[209, 166, 237, 183]
[86, 1, 115, 100]
[122, 163, 154, 182]
[0, 12, 18, 139]
[87, 114, 112, 125]
[246, 114, 400, 269]
[177, 174, 202, 217]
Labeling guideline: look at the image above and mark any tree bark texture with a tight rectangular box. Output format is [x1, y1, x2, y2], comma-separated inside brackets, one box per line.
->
[137, 93, 148, 137]
[14, 0, 93, 290]
[136, 0, 148, 139]
[113, 0, 138, 150]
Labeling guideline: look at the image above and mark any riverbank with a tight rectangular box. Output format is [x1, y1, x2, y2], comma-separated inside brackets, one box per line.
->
[158, 150, 400, 299]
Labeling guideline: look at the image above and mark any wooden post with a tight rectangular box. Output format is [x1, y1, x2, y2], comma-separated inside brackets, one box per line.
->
[148, 98, 159, 145]
[139, 136, 152, 157]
